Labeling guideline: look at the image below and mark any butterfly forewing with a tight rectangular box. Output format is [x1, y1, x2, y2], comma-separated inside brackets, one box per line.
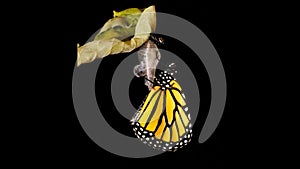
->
[131, 70, 192, 151]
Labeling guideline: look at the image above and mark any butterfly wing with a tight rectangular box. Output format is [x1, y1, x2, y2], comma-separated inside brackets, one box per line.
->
[131, 71, 192, 151]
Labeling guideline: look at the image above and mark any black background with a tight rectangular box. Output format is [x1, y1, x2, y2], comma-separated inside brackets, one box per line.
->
[11, 0, 272, 168]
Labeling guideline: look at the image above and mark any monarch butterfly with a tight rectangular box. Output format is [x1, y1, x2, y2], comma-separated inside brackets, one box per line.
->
[131, 36, 192, 151]
[131, 69, 192, 151]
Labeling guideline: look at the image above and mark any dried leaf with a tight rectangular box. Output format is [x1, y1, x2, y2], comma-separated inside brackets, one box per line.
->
[77, 5, 156, 66]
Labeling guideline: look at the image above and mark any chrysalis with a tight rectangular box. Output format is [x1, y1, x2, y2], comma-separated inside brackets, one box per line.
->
[134, 39, 161, 89]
